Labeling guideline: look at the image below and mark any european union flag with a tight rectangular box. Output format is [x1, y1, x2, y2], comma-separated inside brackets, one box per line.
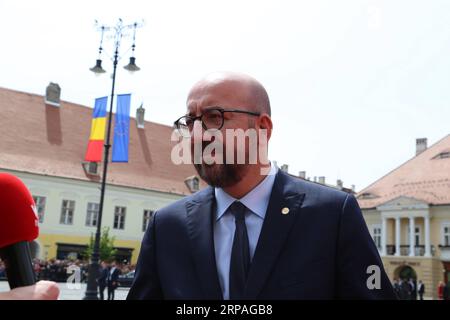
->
[112, 94, 131, 162]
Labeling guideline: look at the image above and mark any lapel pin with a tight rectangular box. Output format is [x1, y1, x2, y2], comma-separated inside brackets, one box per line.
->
[281, 207, 290, 215]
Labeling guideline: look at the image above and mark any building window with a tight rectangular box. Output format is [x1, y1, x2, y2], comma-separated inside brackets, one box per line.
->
[184, 176, 200, 193]
[372, 226, 381, 249]
[443, 225, 450, 246]
[86, 202, 99, 227]
[357, 192, 378, 200]
[142, 210, 154, 232]
[82, 162, 100, 176]
[32, 196, 46, 223]
[114, 206, 126, 230]
[433, 151, 450, 160]
[415, 227, 421, 246]
[60, 200, 75, 225]
[407, 225, 421, 246]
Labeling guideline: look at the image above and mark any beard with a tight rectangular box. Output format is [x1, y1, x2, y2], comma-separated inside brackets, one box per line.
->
[192, 137, 252, 188]
[193, 162, 247, 188]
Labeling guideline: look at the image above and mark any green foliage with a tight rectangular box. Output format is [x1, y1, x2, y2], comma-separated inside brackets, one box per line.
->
[83, 227, 117, 262]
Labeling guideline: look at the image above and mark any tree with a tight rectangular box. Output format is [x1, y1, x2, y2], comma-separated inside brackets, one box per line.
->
[84, 227, 117, 262]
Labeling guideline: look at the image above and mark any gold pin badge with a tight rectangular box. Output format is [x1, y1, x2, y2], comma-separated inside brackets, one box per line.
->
[281, 207, 290, 215]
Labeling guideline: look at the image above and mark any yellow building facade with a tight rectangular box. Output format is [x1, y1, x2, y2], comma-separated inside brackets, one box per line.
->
[8, 169, 185, 265]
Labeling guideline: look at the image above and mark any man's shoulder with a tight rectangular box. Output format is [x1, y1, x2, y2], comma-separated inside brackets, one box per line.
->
[279, 171, 352, 206]
[154, 187, 213, 219]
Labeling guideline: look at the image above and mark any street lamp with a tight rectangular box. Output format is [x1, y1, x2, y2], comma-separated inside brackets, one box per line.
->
[84, 18, 143, 300]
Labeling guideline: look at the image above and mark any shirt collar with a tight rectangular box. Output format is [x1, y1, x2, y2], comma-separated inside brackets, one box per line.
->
[214, 162, 278, 221]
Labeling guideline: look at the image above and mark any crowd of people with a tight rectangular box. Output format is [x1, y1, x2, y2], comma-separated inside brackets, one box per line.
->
[0, 259, 134, 283]
[393, 278, 450, 300]
[437, 281, 450, 300]
[32, 259, 89, 283]
[1, 258, 135, 300]
[1, 258, 136, 300]
[393, 278, 423, 300]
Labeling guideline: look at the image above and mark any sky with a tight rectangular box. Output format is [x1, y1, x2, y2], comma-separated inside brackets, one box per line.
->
[0, 0, 449, 191]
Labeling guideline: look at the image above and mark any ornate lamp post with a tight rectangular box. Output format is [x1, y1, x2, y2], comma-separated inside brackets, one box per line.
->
[83, 19, 143, 300]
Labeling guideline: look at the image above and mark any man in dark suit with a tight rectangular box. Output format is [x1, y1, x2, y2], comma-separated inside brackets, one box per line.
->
[399, 278, 411, 300]
[417, 280, 425, 300]
[107, 262, 120, 300]
[409, 278, 417, 300]
[97, 261, 109, 300]
[127, 72, 397, 300]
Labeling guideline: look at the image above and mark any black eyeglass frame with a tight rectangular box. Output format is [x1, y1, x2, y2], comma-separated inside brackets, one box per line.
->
[173, 107, 261, 133]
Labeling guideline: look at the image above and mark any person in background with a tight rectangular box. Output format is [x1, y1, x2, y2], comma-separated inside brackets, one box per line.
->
[392, 279, 401, 298]
[107, 261, 120, 300]
[417, 280, 425, 300]
[0, 261, 5, 279]
[408, 278, 416, 300]
[443, 282, 449, 300]
[97, 261, 109, 300]
[399, 278, 411, 300]
[438, 281, 445, 300]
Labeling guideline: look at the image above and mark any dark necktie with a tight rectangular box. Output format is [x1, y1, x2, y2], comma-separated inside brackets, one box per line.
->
[229, 201, 250, 300]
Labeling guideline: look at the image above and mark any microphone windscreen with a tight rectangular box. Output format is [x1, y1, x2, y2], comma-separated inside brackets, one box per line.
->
[0, 173, 39, 248]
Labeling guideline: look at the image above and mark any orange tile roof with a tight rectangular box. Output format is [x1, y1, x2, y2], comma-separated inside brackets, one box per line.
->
[357, 134, 450, 209]
[0, 87, 204, 195]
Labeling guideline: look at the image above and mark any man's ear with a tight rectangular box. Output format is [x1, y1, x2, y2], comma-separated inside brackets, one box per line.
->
[258, 114, 273, 141]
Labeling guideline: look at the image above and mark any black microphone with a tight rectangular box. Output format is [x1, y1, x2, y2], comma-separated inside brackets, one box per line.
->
[0, 173, 39, 289]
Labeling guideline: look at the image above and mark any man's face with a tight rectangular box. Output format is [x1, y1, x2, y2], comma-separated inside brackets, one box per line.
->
[186, 81, 258, 188]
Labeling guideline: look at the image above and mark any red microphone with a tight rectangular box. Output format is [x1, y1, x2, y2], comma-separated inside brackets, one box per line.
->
[0, 173, 39, 289]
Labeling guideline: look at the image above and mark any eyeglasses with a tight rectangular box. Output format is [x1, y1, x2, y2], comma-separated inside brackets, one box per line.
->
[173, 107, 261, 137]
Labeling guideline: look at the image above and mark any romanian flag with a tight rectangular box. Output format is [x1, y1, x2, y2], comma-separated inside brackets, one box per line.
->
[84, 97, 108, 162]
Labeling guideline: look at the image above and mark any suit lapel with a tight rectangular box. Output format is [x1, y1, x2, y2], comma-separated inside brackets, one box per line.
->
[244, 171, 306, 299]
[185, 187, 223, 300]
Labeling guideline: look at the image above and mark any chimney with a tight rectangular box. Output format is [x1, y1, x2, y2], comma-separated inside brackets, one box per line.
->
[45, 82, 61, 107]
[280, 164, 289, 173]
[313, 176, 317, 182]
[337, 179, 343, 188]
[298, 171, 306, 179]
[416, 138, 427, 155]
[318, 176, 325, 184]
[136, 103, 145, 129]
[351, 184, 356, 192]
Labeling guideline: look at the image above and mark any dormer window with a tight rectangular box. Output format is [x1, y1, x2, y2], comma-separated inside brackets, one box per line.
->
[185, 176, 200, 193]
[82, 161, 100, 176]
[357, 192, 378, 200]
[432, 150, 450, 160]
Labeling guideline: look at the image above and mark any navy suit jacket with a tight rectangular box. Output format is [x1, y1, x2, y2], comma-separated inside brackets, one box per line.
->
[107, 268, 121, 289]
[127, 170, 396, 300]
[97, 267, 108, 287]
